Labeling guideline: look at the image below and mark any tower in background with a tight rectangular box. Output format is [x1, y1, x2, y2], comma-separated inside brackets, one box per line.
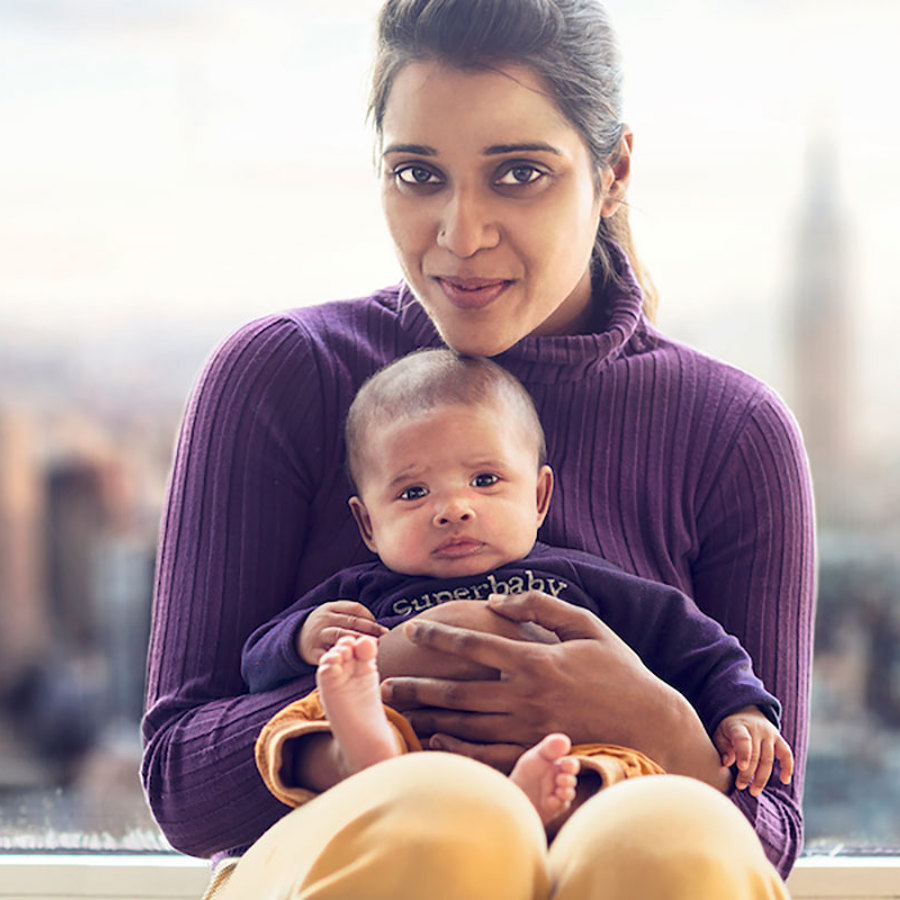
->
[788, 135, 853, 523]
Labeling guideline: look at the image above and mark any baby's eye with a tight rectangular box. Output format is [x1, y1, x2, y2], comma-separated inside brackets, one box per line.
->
[398, 485, 429, 501]
[394, 165, 442, 186]
[471, 473, 500, 488]
[495, 164, 545, 186]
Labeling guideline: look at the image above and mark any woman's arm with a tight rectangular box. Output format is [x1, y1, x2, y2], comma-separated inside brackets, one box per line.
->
[689, 389, 815, 875]
[142, 315, 343, 858]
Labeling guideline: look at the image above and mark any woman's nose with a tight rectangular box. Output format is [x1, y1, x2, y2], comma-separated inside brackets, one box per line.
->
[433, 496, 474, 526]
[436, 188, 500, 258]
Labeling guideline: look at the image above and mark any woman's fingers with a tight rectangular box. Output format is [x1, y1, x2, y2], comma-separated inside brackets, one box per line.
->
[410, 710, 520, 743]
[387, 623, 656, 750]
[381, 675, 506, 713]
[402, 618, 534, 670]
[426, 734, 525, 775]
[487, 591, 605, 641]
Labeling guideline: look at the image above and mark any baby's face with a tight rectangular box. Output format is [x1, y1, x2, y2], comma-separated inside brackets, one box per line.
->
[349, 401, 552, 578]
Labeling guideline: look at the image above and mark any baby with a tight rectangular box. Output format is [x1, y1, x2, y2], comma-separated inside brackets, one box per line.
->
[244, 349, 793, 823]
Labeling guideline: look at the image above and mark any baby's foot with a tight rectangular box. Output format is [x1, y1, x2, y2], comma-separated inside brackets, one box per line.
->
[510, 733, 580, 825]
[316, 635, 399, 777]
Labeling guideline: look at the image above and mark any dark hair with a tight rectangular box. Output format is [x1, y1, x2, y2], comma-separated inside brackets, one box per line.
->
[369, 0, 657, 320]
[345, 349, 547, 490]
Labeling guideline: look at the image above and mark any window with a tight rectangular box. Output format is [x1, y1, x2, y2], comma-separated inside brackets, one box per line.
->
[0, 0, 897, 866]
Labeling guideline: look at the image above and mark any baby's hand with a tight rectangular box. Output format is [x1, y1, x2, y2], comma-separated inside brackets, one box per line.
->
[298, 601, 388, 665]
[713, 706, 794, 797]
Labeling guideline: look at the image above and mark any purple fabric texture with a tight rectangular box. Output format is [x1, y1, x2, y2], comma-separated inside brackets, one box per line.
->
[141, 256, 815, 876]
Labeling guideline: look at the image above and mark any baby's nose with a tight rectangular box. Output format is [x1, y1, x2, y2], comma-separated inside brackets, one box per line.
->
[434, 497, 474, 525]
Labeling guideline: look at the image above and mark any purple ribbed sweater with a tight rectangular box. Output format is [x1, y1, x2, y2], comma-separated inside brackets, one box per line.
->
[142, 265, 815, 877]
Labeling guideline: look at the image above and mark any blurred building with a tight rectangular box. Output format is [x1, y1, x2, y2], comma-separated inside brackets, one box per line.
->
[45, 456, 131, 649]
[0, 403, 156, 790]
[92, 535, 155, 723]
[0, 411, 49, 696]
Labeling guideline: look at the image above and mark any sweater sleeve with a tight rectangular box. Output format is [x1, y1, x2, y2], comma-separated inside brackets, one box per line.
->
[573, 562, 782, 736]
[241, 570, 361, 693]
[141, 316, 337, 859]
[691, 388, 816, 878]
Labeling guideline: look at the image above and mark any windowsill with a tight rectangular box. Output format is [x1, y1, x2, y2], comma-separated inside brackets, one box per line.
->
[788, 856, 900, 898]
[0, 854, 898, 899]
[0, 853, 209, 899]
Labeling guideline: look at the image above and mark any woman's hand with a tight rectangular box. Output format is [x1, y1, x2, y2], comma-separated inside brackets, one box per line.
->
[298, 601, 388, 665]
[381, 591, 731, 791]
[382, 591, 650, 747]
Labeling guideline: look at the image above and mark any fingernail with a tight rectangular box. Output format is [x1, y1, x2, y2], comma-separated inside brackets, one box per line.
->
[488, 593, 507, 604]
[430, 736, 447, 750]
[404, 621, 419, 639]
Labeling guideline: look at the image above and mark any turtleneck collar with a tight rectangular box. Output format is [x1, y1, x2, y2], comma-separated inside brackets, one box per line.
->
[394, 242, 646, 382]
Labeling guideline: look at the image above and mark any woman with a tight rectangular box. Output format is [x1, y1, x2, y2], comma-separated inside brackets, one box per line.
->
[141, 1, 815, 897]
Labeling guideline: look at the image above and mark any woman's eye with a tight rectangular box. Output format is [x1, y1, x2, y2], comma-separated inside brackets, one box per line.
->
[394, 165, 441, 186]
[472, 473, 500, 488]
[399, 485, 429, 501]
[495, 164, 544, 187]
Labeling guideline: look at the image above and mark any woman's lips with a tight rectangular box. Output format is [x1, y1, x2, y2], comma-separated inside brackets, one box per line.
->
[434, 277, 512, 310]
[433, 537, 485, 559]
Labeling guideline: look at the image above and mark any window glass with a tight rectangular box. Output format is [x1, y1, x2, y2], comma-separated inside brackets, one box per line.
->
[0, 0, 897, 855]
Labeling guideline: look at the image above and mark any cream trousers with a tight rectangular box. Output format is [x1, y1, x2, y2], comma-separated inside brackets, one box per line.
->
[215, 752, 789, 900]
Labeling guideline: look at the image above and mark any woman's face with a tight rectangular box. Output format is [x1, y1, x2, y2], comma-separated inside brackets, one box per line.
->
[380, 61, 619, 356]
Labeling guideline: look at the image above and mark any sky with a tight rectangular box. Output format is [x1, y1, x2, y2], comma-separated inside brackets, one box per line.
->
[1, 0, 898, 448]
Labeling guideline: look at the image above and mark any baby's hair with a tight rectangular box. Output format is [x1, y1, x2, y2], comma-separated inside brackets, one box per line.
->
[345, 349, 547, 491]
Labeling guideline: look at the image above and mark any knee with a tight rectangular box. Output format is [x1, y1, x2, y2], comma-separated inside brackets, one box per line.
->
[575, 774, 752, 844]
[350, 753, 549, 898]
[550, 776, 785, 900]
[224, 754, 549, 900]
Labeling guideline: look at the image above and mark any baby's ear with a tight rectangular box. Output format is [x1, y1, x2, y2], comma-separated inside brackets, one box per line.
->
[349, 496, 378, 552]
[535, 465, 554, 526]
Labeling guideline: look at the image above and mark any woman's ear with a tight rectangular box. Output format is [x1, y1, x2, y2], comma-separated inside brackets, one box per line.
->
[349, 496, 378, 553]
[535, 465, 554, 526]
[600, 129, 633, 217]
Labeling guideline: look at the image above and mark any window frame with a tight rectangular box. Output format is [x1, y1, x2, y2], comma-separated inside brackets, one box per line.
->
[0, 855, 897, 899]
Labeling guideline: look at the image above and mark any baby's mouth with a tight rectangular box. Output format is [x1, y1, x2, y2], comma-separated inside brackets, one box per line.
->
[433, 537, 485, 559]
